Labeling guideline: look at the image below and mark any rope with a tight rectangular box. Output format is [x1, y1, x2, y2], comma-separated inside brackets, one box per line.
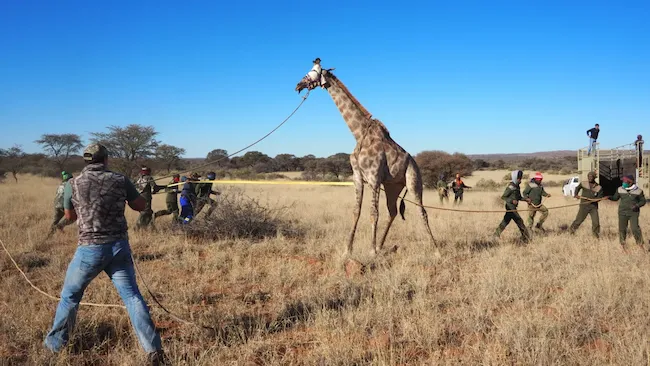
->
[0, 238, 125, 309]
[387, 184, 608, 213]
[151, 90, 311, 185]
[130, 253, 214, 330]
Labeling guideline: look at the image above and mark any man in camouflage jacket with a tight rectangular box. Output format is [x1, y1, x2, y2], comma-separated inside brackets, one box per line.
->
[495, 170, 531, 242]
[569, 171, 604, 238]
[43, 144, 165, 364]
[609, 175, 646, 248]
[522, 172, 551, 231]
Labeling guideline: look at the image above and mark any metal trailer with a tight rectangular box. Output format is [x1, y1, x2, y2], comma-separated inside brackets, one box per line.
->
[577, 141, 648, 196]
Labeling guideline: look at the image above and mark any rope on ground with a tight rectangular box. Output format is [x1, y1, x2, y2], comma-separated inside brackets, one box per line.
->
[0, 238, 126, 309]
[130, 253, 215, 330]
[0, 236, 214, 328]
[152, 90, 311, 185]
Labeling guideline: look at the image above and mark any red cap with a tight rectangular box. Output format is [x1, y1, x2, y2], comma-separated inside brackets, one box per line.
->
[534, 172, 543, 180]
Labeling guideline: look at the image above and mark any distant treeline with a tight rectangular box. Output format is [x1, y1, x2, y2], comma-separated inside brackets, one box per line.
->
[0, 124, 578, 185]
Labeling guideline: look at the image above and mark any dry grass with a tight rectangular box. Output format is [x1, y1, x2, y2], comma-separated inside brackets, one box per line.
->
[1, 175, 650, 365]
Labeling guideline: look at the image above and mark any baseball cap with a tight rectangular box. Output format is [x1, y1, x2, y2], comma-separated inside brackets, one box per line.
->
[83, 143, 108, 162]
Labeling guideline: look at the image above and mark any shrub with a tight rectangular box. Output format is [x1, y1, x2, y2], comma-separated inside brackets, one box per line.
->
[475, 178, 500, 191]
[502, 173, 530, 181]
[265, 173, 288, 180]
[179, 187, 304, 241]
[544, 180, 564, 188]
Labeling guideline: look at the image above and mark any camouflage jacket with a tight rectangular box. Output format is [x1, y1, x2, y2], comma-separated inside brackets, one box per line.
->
[69, 163, 132, 245]
[522, 182, 549, 205]
[164, 179, 180, 203]
[195, 180, 216, 198]
[501, 183, 523, 211]
[54, 182, 66, 209]
[610, 186, 646, 216]
[574, 182, 604, 207]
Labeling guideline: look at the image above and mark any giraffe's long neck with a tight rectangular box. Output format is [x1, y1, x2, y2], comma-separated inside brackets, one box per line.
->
[325, 77, 372, 142]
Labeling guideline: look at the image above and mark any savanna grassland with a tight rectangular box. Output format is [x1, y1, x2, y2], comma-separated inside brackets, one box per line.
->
[1, 174, 650, 365]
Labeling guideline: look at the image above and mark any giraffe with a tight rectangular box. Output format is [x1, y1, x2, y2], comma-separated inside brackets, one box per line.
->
[295, 60, 438, 256]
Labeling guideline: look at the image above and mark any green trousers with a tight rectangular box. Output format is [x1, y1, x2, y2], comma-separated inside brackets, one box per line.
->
[135, 194, 155, 230]
[50, 208, 73, 232]
[496, 211, 531, 241]
[569, 205, 600, 238]
[194, 197, 216, 217]
[527, 205, 549, 228]
[619, 214, 644, 246]
[438, 188, 449, 203]
[154, 201, 179, 222]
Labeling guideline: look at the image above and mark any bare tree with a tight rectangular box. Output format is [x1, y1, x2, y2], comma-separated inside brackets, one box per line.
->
[0, 146, 26, 183]
[35, 133, 83, 171]
[90, 124, 159, 176]
[155, 144, 185, 173]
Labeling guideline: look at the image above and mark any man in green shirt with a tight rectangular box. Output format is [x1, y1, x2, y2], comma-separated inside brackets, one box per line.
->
[523, 172, 551, 231]
[49, 171, 75, 235]
[194, 172, 220, 217]
[609, 175, 646, 248]
[495, 170, 531, 242]
[436, 174, 449, 204]
[153, 174, 180, 222]
[569, 171, 604, 238]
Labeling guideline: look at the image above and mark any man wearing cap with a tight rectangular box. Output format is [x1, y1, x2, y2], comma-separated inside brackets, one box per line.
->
[194, 171, 220, 217]
[569, 171, 604, 238]
[495, 170, 531, 242]
[523, 172, 551, 232]
[134, 166, 165, 230]
[153, 174, 180, 222]
[609, 175, 646, 248]
[44, 144, 165, 364]
[49, 171, 76, 235]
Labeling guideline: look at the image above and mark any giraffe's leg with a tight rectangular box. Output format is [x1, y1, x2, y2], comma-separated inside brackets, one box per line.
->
[346, 169, 364, 255]
[369, 181, 381, 255]
[378, 183, 403, 251]
[405, 158, 438, 253]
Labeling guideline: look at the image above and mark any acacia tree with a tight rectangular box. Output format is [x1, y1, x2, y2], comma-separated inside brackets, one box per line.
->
[90, 124, 159, 176]
[206, 149, 229, 168]
[35, 133, 83, 171]
[0, 146, 26, 183]
[415, 150, 474, 188]
[155, 144, 185, 173]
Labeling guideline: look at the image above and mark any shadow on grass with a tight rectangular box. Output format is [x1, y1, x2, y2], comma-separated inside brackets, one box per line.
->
[204, 283, 371, 346]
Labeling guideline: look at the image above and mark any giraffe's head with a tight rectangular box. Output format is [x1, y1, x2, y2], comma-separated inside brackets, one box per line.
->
[295, 58, 333, 93]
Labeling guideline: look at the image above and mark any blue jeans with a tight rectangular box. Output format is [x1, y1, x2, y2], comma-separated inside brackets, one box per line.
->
[588, 137, 597, 155]
[179, 196, 194, 224]
[44, 240, 162, 353]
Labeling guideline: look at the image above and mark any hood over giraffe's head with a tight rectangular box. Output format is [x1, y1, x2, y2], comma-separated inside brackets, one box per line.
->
[295, 58, 335, 93]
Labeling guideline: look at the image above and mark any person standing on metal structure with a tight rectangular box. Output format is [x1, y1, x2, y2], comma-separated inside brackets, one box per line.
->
[586, 123, 600, 156]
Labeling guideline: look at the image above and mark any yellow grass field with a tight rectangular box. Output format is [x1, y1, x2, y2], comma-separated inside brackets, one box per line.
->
[1, 175, 650, 365]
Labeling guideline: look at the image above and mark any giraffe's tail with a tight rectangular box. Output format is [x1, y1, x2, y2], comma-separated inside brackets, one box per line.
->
[399, 189, 407, 220]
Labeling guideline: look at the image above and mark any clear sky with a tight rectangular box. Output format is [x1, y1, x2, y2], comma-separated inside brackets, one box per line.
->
[1, 1, 649, 158]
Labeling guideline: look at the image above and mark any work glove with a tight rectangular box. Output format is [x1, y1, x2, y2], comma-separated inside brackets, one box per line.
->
[632, 205, 640, 212]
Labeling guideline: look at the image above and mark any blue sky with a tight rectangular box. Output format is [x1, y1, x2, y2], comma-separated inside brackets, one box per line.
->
[1, 1, 649, 158]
